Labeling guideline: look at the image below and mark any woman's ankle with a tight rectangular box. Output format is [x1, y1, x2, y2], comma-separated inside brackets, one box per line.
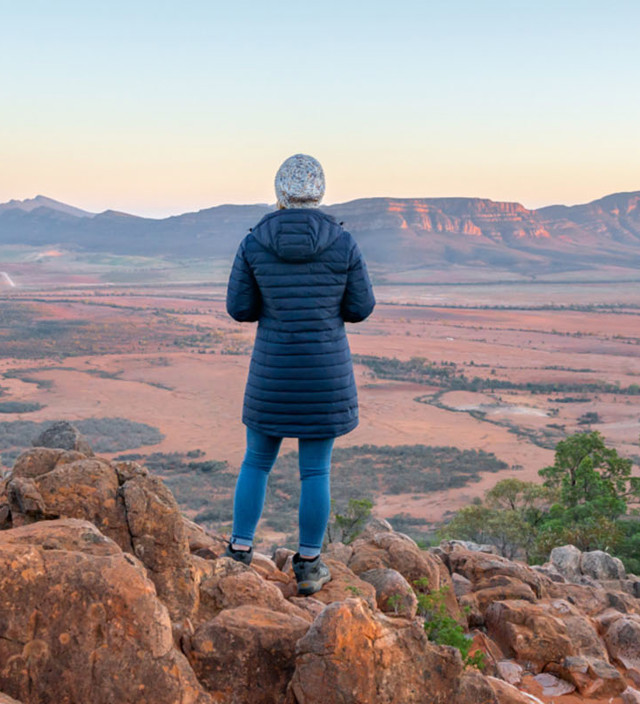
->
[230, 542, 252, 552]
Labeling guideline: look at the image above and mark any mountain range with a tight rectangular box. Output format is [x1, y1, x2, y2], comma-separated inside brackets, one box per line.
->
[1, 191, 639, 275]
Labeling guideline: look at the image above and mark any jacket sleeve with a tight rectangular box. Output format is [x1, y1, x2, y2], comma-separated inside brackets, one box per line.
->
[340, 236, 376, 323]
[226, 238, 262, 322]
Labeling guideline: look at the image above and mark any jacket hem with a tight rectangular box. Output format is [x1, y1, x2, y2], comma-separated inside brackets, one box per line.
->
[243, 417, 359, 439]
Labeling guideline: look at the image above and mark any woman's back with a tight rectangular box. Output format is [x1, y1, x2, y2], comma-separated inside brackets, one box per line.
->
[227, 204, 375, 439]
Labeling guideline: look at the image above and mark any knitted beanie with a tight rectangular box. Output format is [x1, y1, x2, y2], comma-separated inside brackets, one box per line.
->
[275, 154, 325, 209]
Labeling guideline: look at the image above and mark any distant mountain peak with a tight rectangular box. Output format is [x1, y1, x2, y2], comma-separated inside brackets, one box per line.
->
[0, 195, 95, 218]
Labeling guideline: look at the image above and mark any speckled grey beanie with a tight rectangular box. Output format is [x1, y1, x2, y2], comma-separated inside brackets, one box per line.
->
[275, 154, 325, 209]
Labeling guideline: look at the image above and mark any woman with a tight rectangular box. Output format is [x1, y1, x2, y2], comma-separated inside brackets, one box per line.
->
[224, 154, 375, 596]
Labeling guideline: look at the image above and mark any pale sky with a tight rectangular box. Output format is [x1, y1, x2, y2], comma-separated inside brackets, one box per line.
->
[1, 0, 639, 217]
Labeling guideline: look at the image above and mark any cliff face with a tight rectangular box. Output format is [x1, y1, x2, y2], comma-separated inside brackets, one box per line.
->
[1, 426, 640, 704]
[1, 191, 640, 274]
[325, 197, 552, 242]
[539, 192, 640, 246]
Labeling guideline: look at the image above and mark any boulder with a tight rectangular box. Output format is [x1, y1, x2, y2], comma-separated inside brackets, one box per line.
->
[496, 660, 524, 686]
[532, 672, 575, 697]
[455, 669, 498, 704]
[182, 517, 224, 555]
[603, 613, 640, 669]
[486, 677, 533, 704]
[8, 454, 131, 549]
[121, 473, 197, 621]
[468, 631, 503, 676]
[442, 539, 499, 555]
[0, 520, 211, 704]
[196, 557, 310, 624]
[356, 515, 394, 541]
[581, 549, 626, 581]
[287, 596, 326, 622]
[184, 605, 309, 704]
[10, 448, 64, 480]
[6, 448, 201, 623]
[452, 572, 473, 598]
[273, 546, 295, 570]
[485, 600, 573, 672]
[6, 477, 46, 523]
[541, 599, 608, 660]
[31, 421, 94, 456]
[0, 693, 23, 704]
[549, 544, 582, 580]
[581, 659, 627, 698]
[471, 575, 537, 616]
[623, 688, 640, 704]
[545, 580, 610, 616]
[359, 568, 418, 618]
[349, 531, 461, 621]
[325, 540, 353, 564]
[287, 598, 464, 704]
[0, 517, 121, 557]
[531, 564, 566, 583]
[449, 550, 547, 599]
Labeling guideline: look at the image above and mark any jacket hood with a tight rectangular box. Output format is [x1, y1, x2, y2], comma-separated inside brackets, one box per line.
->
[250, 208, 344, 262]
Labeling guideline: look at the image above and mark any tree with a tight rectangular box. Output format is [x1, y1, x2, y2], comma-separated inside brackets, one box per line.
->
[533, 431, 640, 558]
[440, 480, 550, 560]
[325, 498, 373, 545]
[539, 431, 637, 521]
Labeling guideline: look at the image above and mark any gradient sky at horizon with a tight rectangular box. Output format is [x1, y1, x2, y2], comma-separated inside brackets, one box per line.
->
[1, 0, 639, 218]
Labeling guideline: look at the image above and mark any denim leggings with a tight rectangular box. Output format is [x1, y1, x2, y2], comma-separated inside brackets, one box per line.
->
[230, 426, 335, 557]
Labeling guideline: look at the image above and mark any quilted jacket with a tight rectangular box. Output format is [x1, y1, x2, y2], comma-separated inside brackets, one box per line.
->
[226, 207, 375, 438]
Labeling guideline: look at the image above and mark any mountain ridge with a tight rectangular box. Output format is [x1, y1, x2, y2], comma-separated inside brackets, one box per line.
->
[1, 190, 639, 275]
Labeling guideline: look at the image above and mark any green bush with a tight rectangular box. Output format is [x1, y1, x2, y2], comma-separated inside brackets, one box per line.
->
[414, 579, 484, 670]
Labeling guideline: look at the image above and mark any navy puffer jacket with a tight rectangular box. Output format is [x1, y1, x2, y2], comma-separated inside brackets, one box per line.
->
[226, 208, 375, 438]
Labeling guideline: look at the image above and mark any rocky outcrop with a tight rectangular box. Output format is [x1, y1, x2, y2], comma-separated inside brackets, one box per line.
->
[1, 433, 640, 704]
[546, 543, 640, 598]
[287, 599, 464, 704]
[0, 519, 211, 704]
[31, 420, 94, 456]
[4, 445, 198, 623]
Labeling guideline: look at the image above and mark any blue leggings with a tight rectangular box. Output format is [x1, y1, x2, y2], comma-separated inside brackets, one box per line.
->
[231, 426, 334, 557]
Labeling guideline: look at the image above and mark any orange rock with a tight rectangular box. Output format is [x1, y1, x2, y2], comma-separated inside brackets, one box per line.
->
[12, 456, 131, 549]
[455, 669, 498, 704]
[472, 575, 537, 616]
[555, 604, 608, 660]
[0, 517, 121, 557]
[288, 598, 464, 704]
[325, 541, 353, 565]
[184, 605, 310, 704]
[196, 557, 310, 624]
[485, 599, 573, 672]
[0, 692, 23, 704]
[469, 630, 504, 675]
[487, 676, 534, 704]
[449, 549, 547, 599]
[359, 567, 418, 618]
[11, 448, 64, 479]
[349, 531, 461, 621]
[181, 517, 225, 555]
[0, 520, 211, 704]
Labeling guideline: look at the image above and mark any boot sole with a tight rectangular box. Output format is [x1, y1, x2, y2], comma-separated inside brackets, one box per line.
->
[296, 574, 331, 596]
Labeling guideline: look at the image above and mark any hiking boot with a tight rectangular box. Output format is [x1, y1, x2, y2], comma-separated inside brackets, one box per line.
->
[224, 543, 253, 565]
[292, 552, 331, 596]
